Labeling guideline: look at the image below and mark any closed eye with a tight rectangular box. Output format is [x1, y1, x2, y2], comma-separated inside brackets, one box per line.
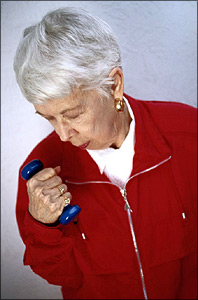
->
[63, 109, 85, 120]
[64, 113, 80, 120]
[35, 111, 54, 121]
[35, 108, 84, 121]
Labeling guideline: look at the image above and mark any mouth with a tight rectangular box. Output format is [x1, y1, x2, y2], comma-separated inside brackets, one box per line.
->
[78, 141, 90, 150]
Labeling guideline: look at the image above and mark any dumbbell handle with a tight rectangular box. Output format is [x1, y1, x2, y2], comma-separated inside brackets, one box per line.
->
[21, 159, 81, 225]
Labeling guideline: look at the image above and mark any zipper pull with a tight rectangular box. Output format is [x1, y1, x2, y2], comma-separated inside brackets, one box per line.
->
[120, 188, 133, 212]
[124, 202, 130, 210]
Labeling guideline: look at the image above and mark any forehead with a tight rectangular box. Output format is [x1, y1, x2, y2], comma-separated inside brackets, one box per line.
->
[34, 89, 98, 114]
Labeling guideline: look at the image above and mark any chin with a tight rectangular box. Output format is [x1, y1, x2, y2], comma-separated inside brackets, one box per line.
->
[88, 144, 109, 151]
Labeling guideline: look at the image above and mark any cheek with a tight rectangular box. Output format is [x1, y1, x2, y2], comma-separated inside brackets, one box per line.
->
[73, 110, 113, 138]
[71, 116, 95, 136]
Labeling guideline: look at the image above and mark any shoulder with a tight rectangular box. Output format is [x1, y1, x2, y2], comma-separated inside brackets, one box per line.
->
[145, 100, 197, 135]
[125, 94, 197, 135]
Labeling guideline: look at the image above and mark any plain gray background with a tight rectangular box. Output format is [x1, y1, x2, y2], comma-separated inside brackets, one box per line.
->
[1, 1, 197, 299]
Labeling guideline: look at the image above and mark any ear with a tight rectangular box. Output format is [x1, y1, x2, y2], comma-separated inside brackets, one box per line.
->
[108, 67, 124, 99]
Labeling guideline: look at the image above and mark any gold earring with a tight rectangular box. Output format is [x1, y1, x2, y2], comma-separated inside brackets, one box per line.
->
[115, 98, 124, 112]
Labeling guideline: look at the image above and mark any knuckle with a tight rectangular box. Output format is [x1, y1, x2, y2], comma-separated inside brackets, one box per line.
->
[55, 176, 62, 184]
[41, 188, 48, 196]
[46, 175, 61, 187]
[65, 191, 72, 199]
[35, 167, 56, 180]
[57, 203, 64, 215]
[62, 184, 68, 192]
[41, 188, 52, 197]
[45, 193, 52, 201]
[41, 194, 50, 206]
[26, 177, 37, 189]
[33, 186, 43, 198]
[44, 167, 55, 174]
[47, 168, 57, 177]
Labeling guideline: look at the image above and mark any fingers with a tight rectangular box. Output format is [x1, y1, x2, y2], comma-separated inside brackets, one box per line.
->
[54, 166, 61, 174]
[41, 175, 62, 189]
[43, 191, 72, 206]
[26, 166, 73, 224]
[54, 192, 72, 212]
[32, 167, 60, 181]
[61, 192, 72, 205]
[42, 184, 68, 197]
[27, 167, 62, 190]
[43, 187, 72, 207]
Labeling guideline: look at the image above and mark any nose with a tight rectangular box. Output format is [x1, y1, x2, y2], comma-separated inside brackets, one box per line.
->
[55, 120, 77, 142]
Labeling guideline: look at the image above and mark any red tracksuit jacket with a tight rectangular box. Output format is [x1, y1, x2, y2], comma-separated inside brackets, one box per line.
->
[16, 94, 197, 299]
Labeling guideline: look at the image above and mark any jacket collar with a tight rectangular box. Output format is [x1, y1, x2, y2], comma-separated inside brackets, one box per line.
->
[61, 94, 172, 182]
[124, 94, 172, 176]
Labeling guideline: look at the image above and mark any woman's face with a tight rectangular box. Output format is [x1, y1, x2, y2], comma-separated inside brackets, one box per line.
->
[34, 89, 129, 150]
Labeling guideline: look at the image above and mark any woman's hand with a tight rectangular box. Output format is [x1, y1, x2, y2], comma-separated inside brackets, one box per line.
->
[26, 166, 71, 224]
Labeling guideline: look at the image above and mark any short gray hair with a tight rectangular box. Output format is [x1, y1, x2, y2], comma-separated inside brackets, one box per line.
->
[13, 7, 122, 104]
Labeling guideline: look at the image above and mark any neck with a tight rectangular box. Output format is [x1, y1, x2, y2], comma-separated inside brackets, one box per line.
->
[111, 104, 132, 149]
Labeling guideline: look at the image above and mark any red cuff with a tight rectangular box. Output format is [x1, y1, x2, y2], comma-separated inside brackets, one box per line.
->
[23, 211, 64, 243]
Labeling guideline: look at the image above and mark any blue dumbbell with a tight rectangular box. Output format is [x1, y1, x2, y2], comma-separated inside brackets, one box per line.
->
[21, 159, 81, 225]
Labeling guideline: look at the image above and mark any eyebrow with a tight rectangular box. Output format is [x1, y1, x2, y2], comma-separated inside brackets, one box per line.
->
[35, 106, 81, 117]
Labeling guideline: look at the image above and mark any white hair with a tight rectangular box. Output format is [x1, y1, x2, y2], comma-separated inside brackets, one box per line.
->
[13, 7, 122, 104]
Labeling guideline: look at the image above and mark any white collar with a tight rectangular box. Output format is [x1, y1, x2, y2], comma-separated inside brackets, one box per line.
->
[87, 96, 135, 187]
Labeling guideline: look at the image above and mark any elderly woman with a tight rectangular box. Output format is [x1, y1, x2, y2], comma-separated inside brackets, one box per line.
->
[14, 7, 197, 300]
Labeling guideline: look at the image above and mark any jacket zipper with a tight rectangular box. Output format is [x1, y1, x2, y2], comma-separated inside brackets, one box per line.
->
[66, 155, 172, 299]
[119, 155, 172, 299]
[120, 187, 148, 300]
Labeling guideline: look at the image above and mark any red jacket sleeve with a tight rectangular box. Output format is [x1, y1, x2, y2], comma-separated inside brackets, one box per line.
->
[15, 132, 83, 288]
